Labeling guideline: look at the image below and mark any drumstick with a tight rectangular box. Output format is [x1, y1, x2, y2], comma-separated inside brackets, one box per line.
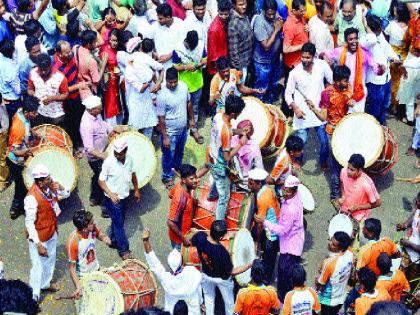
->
[396, 177, 414, 182]
[55, 294, 75, 300]
[295, 85, 309, 101]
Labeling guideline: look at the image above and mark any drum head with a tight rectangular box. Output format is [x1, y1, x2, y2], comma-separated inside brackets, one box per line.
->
[298, 184, 315, 212]
[24, 147, 78, 192]
[328, 214, 353, 238]
[76, 271, 125, 315]
[331, 113, 384, 168]
[232, 229, 256, 286]
[107, 131, 157, 188]
[32, 124, 73, 152]
[232, 97, 273, 148]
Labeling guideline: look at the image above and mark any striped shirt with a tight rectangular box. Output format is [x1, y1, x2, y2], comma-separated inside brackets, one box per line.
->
[9, 11, 33, 35]
[53, 54, 79, 100]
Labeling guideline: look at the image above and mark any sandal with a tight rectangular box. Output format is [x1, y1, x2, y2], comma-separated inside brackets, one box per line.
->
[42, 282, 60, 293]
[10, 209, 21, 220]
[190, 130, 204, 144]
[162, 178, 175, 190]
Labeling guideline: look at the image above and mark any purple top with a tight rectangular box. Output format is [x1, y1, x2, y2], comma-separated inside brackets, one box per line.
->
[264, 192, 305, 256]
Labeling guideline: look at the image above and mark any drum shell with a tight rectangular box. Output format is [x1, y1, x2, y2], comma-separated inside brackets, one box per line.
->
[366, 126, 398, 175]
[32, 124, 73, 153]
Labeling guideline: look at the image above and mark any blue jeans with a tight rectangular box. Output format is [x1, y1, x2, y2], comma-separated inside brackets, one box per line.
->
[190, 89, 202, 124]
[254, 60, 282, 104]
[208, 170, 230, 220]
[330, 154, 342, 199]
[171, 241, 181, 251]
[105, 197, 130, 256]
[366, 80, 392, 125]
[161, 128, 188, 181]
[294, 125, 329, 165]
[140, 127, 153, 139]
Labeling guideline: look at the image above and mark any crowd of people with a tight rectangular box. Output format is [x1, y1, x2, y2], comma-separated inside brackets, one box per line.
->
[0, 0, 419, 313]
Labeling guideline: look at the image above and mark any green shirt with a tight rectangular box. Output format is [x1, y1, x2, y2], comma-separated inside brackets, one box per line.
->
[334, 11, 366, 46]
[88, 0, 109, 23]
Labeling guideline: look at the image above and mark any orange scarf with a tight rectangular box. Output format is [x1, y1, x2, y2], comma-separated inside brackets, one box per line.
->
[339, 45, 364, 102]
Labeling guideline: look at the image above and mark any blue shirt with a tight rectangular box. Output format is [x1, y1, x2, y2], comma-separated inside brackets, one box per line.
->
[0, 54, 21, 100]
[0, 19, 12, 42]
[19, 57, 36, 93]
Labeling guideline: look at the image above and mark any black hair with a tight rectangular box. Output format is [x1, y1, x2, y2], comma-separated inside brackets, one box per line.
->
[0, 39, 15, 59]
[193, 0, 206, 7]
[348, 153, 365, 169]
[210, 220, 227, 240]
[142, 38, 155, 53]
[417, 191, 420, 202]
[364, 218, 381, 240]
[333, 65, 351, 82]
[333, 231, 352, 251]
[81, 30, 98, 47]
[319, 1, 333, 15]
[216, 56, 230, 71]
[250, 259, 265, 285]
[263, 0, 278, 11]
[173, 300, 188, 315]
[376, 253, 391, 275]
[0, 279, 41, 314]
[301, 42, 316, 56]
[392, 3, 410, 24]
[72, 210, 94, 231]
[36, 53, 52, 69]
[285, 135, 304, 153]
[344, 27, 359, 42]
[118, 30, 134, 51]
[51, 0, 67, 10]
[179, 164, 197, 178]
[218, 0, 231, 11]
[156, 3, 172, 17]
[185, 30, 199, 50]
[122, 307, 171, 315]
[366, 301, 409, 315]
[292, 264, 306, 287]
[166, 67, 178, 81]
[133, 0, 147, 16]
[225, 95, 245, 115]
[101, 7, 116, 20]
[292, 0, 305, 10]
[22, 95, 40, 113]
[358, 267, 377, 292]
[25, 36, 40, 52]
[23, 19, 42, 37]
[16, 0, 31, 12]
[66, 10, 80, 39]
[109, 28, 120, 42]
[340, 0, 355, 10]
[366, 14, 382, 33]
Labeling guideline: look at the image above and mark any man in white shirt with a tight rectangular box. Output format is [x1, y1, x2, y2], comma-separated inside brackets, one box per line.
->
[98, 138, 141, 260]
[308, 1, 334, 57]
[365, 14, 400, 125]
[285, 42, 333, 170]
[143, 228, 203, 315]
[24, 164, 70, 301]
[184, 0, 211, 50]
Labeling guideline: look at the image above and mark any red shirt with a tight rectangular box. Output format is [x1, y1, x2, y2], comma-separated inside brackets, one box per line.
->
[283, 14, 309, 68]
[166, 0, 186, 20]
[207, 16, 228, 75]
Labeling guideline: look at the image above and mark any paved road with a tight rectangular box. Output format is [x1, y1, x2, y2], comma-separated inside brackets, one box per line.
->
[0, 116, 418, 314]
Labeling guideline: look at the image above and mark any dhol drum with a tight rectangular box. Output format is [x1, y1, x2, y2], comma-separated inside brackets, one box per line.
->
[107, 131, 157, 188]
[23, 147, 78, 193]
[328, 213, 359, 239]
[232, 97, 289, 158]
[192, 185, 254, 231]
[182, 229, 256, 286]
[298, 184, 315, 213]
[331, 113, 398, 175]
[76, 259, 158, 315]
[32, 124, 73, 153]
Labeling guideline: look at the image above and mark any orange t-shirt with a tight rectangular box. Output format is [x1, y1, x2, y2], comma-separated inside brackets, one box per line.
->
[376, 270, 410, 302]
[234, 284, 280, 315]
[283, 286, 321, 315]
[355, 289, 391, 315]
[282, 14, 309, 68]
[356, 238, 398, 276]
[270, 148, 294, 183]
[167, 183, 194, 244]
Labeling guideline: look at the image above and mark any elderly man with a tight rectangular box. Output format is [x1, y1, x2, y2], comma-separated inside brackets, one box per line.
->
[334, 0, 366, 47]
[308, 1, 334, 56]
[98, 138, 140, 260]
[255, 175, 305, 302]
[143, 228, 202, 314]
[80, 95, 115, 217]
[24, 164, 70, 301]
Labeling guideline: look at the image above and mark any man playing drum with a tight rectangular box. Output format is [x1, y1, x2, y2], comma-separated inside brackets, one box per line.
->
[248, 168, 280, 284]
[24, 164, 69, 301]
[66, 210, 112, 299]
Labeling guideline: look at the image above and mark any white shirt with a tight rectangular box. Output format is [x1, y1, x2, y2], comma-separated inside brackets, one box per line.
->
[127, 15, 155, 39]
[365, 33, 398, 85]
[407, 208, 420, 263]
[285, 59, 333, 130]
[184, 11, 212, 50]
[99, 154, 135, 199]
[24, 185, 69, 244]
[308, 15, 334, 57]
[384, 21, 408, 47]
[14, 35, 48, 66]
[145, 251, 202, 315]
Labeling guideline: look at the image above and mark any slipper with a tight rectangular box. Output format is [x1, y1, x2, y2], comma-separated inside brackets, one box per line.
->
[10, 209, 21, 220]
[190, 130, 204, 145]
[406, 148, 416, 156]
[162, 178, 175, 190]
[42, 282, 60, 293]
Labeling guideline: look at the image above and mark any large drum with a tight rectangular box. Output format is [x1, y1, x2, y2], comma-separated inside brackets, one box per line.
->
[328, 213, 359, 239]
[299, 184, 315, 214]
[331, 113, 398, 175]
[232, 97, 289, 158]
[193, 185, 254, 231]
[32, 124, 73, 153]
[107, 131, 157, 188]
[23, 147, 78, 193]
[76, 259, 157, 315]
[182, 229, 256, 286]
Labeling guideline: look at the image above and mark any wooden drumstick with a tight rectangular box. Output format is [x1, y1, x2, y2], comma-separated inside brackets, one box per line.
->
[295, 85, 309, 101]
[55, 294, 75, 300]
[396, 177, 415, 182]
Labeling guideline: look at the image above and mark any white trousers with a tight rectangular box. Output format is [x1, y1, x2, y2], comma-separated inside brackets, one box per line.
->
[348, 86, 367, 113]
[28, 232, 57, 300]
[201, 273, 234, 315]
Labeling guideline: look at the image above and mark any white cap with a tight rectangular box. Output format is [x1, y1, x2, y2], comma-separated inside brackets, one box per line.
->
[248, 168, 269, 181]
[32, 164, 50, 179]
[167, 249, 182, 272]
[285, 175, 300, 188]
[113, 138, 128, 153]
[82, 95, 102, 109]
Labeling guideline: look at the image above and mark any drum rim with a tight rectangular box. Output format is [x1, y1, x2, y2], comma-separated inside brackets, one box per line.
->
[331, 113, 385, 168]
[298, 183, 315, 211]
[232, 228, 255, 286]
[32, 123, 74, 149]
[107, 131, 157, 188]
[328, 213, 353, 238]
[23, 146, 78, 191]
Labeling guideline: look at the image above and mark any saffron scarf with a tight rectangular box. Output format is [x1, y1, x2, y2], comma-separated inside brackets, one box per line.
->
[339, 45, 365, 102]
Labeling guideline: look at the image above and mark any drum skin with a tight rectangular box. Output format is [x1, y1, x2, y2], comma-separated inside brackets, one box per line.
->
[366, 126, 399, 175]
[32, 124, 73, 153]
